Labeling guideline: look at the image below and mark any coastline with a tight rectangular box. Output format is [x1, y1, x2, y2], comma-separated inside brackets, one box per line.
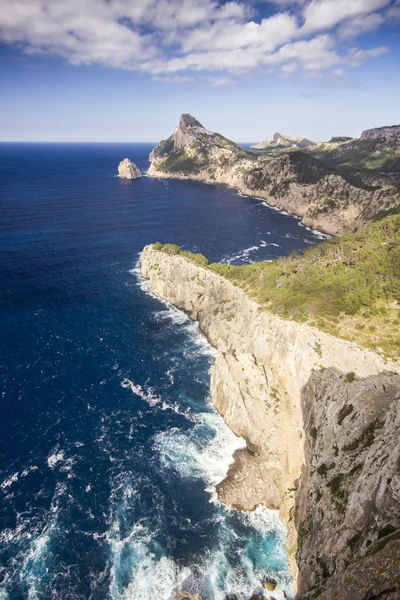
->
[140, 244, 400, 599]
[134, 253, 294, 599]
[146, 168, 336, 237]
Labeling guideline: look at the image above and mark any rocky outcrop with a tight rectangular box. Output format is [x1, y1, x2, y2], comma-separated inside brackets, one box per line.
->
[148, 115, 399, 236]
[360, 125, 400, 145]
[118, 158, 142, 179]
[328, 136, 353, 143]
[140, 245, 400, 600]
[173, 591, 202, 600]
[251, 133, 316, 150]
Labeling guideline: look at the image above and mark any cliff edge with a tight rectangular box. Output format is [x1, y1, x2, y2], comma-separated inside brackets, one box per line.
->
[140, 244, 400, 600]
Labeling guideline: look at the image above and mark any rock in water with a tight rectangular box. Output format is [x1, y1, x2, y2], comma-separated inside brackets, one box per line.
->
[118, 158, 141, 179]
[172, 591, 202, 600]
[263, 580, 277, 592]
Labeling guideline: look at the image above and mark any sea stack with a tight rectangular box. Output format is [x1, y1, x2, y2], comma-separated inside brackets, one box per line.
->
[118, 158, 142, 179]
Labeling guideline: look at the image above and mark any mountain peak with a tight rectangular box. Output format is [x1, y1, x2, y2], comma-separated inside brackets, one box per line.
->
[179, 114, 204, 129]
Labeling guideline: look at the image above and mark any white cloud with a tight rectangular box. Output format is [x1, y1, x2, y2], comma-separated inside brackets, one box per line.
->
[386, 0, 400, 20]
[302, 0, 391, 33]
[270, 0, 309, 5]
[153, 75, 195, 83]
[208, 76, 236, 86]
[264, 34, 341, 72]
[182, 13, 299, 52]
[0, 0, 393, 81]
[346, 45, 389, 66]
[337, 12, 384, 38]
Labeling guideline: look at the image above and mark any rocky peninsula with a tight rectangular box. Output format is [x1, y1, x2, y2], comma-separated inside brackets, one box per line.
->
[118, 158, 142, 179]
[140, 228, 400, 600]
[148, 115, 400, 236]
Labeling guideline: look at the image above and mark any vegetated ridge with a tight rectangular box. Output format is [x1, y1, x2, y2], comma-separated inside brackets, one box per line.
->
[148, 114, 400, 236]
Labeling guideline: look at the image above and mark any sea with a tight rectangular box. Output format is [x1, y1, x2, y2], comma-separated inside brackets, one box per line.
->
[0, 143, 326, 600]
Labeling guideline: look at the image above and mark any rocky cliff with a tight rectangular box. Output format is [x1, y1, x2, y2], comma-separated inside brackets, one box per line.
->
[118, 158, 142, 179]
[360, 125, 400, 145]
[148, 115, 400, 236]
[140, 245, 400, 600]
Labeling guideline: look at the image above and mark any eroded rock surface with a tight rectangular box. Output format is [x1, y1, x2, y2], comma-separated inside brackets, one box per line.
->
[140, 245, 400, 598]
[118, 158, 142, 179]
[173, 591, 202, 600]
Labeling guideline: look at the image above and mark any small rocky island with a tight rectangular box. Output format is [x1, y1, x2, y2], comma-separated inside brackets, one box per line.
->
[118, 158, 141, 179]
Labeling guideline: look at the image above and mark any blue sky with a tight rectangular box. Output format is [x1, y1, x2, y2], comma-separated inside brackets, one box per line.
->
[0, 0, 399, 142]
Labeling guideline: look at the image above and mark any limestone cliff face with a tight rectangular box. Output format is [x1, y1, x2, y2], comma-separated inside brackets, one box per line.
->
[118, 158, 142, 179]
[148, 115, 399, 236]
[140, 246, 400, 600]
[360, 124, 400, 145]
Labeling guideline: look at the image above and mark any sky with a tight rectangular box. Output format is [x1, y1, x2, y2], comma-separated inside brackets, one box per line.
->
[0, 0, 399, 142]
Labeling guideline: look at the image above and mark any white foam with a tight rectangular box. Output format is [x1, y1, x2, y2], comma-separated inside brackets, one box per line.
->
[222, 245, 260, 264]
[121, 378, 194, 420]
[154, 397, 245, 497]
[121, 378, 161, 407]
[299, 224, 331, 239]
[1, 472, 19, 490]
[46, 448, 75, 475]
[47, 450, 65, 468]
[125, 254, 293, 599]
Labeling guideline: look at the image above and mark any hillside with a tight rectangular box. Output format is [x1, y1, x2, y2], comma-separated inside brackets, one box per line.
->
[141, 241, 400, 600]
[148, 115, 400, 235]
[153, 214, 400, 363]
[250, 132, 316, 150]
[308, 125, 400, 187]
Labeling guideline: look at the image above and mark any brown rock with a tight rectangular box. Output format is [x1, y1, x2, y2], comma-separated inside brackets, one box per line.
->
[173, 591, 202, 600]
[263, 580, 277, 592]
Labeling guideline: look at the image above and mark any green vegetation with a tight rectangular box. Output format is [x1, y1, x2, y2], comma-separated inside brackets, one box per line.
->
[152, 215, 400, 361]
[208, 215, 400, 361]
[345, 372, 356, 383]
[308, 141, 400, 187]
[161, 151, 200, 174]
[153, 242, 209, 266]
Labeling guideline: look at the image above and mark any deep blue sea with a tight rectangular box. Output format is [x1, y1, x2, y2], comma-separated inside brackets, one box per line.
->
[0, 143, 325, 600]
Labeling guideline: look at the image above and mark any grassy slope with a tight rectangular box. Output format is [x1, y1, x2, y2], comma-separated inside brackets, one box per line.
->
[154, 215, 400, 362]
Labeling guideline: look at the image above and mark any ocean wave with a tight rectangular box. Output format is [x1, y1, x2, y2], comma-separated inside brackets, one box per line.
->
[1, 472, 19, 490]
[105, 497, 293, 600]
[153, 397, 245, 496]
[221, 245, 260, 264]
[121, 378, 194, 420]
[300, 224, 331, 240]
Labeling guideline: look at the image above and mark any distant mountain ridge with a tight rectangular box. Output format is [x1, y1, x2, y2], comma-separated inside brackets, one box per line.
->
[251, 132, 316, 150]
[148, 114, 400, 236]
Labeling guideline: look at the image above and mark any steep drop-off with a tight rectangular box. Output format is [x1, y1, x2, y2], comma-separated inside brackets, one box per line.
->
[148, 115, 400, 236]
[140, 245, 400, 600]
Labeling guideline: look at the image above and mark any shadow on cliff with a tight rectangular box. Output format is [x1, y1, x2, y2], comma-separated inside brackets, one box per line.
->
[294, 367, 400, 600]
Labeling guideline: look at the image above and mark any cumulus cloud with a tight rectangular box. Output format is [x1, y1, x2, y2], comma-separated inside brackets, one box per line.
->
[302, 0, 391, 33]
[386, 0, 400, 20]
[346, 45, 389, 66]
[0, 0, 393, 80]
[337, 12, 384, 39]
